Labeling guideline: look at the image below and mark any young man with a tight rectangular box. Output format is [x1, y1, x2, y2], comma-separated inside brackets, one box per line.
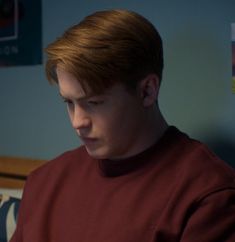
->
[11, 9, 235, 242]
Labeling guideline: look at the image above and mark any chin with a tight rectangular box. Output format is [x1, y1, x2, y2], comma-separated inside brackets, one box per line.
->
[85, 146, 111, 160]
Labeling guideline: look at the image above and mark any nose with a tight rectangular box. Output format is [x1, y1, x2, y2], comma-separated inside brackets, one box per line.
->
[70, 105, 91, 132]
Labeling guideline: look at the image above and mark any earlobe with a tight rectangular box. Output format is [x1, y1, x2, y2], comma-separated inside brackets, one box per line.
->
[140, 74, 159, 107]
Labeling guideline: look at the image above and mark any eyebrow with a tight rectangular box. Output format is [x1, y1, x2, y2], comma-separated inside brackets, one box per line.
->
[59, 92, 87, 101]
[59, 92, 104, 102]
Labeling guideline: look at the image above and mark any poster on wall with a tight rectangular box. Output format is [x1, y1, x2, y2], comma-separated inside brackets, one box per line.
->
[0, 0, 42, 66]
[232, 23, 235, 93]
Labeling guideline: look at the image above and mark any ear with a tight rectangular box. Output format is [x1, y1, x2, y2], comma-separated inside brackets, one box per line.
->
[139, 74, 160, 107]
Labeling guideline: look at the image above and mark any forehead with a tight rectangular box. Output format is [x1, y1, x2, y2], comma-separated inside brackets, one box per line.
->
[56, 68, 91, 99]
[55, 64, 119, 97]
[56, 68, 132, 99]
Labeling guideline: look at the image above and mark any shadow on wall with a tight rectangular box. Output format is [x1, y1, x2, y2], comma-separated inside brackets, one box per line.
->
[207, 137, 235, 169]
[163, 25, 235, 169]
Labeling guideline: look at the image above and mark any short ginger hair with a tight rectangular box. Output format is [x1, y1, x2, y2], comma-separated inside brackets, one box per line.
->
[45, 9, 164, 94]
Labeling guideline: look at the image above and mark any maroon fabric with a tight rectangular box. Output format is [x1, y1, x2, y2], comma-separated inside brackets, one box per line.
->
[11, 127, 235, 242]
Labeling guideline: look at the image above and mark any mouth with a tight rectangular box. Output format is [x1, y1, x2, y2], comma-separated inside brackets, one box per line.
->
[80, 137, 98, 146]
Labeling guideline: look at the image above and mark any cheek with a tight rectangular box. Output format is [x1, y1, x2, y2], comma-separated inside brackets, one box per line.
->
[92, 101, 142, 140]
[95, 116, 120, 133]
[92, 112, 123, 140]
[101, 115, 135, 141]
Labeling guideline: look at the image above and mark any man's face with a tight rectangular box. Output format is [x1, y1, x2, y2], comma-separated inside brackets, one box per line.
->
[56, 68, 147, 160]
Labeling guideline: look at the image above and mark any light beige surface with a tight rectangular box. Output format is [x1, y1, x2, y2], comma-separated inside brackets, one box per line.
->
[0, 156, 46, 189]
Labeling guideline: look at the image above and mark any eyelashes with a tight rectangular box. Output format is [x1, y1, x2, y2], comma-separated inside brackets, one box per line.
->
[87, 100, 104, 106]
[61, 98, 105, 110]
[62, 98, 72, 104]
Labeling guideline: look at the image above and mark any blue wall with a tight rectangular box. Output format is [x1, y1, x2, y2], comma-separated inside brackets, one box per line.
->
[0, 0, 235, 166]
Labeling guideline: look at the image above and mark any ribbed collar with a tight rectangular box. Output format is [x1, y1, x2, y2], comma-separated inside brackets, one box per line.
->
[98, 126, 180, 177]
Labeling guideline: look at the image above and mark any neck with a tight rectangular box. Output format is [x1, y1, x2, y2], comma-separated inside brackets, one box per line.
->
[141, 104, 168, 151]
[110, 104, 168, 161]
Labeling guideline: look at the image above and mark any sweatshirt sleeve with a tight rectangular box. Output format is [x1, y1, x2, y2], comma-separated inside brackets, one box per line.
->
[9, 204, 23, 242]
[9, 179, 30, 242]
[9, 229, 21, 242]
[9, 207, 23, 242]
[181, 188, 235, 242]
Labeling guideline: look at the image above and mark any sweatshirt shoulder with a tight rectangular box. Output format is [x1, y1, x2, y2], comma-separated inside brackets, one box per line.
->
[28, 146, 88, 181]
[185, 136, 234, 179]
[175, 130, 235, 196]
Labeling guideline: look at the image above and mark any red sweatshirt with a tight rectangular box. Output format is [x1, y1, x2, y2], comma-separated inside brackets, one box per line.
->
[11, 126, 235, 242]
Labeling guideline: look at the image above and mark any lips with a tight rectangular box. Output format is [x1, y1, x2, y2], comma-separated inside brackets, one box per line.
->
[80, 137, 98, 146]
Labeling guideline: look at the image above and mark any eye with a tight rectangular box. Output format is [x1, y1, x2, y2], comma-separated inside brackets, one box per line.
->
[88, 99, 104, 106]
[62, 98, 74, 109]
[63, 98, 72, 104]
